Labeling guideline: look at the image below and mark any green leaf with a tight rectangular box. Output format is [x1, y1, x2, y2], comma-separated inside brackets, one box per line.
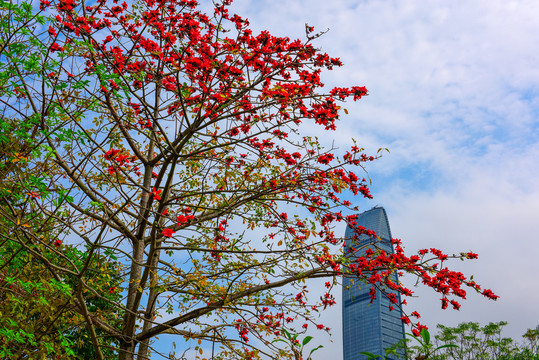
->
[359, 351, 382, 359]
[308, 345, 324, 358]
[281, 328, 291, 340]
[421, 328, 431, 345]
[406, 332, 426, 347]
[302, 335, 313, 346]
[435, 344, 459, 350]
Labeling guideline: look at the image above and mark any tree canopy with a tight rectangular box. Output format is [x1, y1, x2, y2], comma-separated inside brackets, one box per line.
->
[0, 0, 498, 359]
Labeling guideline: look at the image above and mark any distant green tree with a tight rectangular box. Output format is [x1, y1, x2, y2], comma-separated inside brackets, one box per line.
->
[523, 327, 539, 354]
[404, 321, 539, 360]
[435, 321, 516, 359]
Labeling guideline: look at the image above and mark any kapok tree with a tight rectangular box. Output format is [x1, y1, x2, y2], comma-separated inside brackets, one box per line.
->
[0, 0, 498, 359]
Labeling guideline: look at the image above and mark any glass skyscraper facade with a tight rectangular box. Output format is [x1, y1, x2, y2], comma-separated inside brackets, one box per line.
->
[342, 207, 405, 360]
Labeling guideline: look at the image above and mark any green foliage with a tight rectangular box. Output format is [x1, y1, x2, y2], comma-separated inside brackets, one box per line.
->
[404, 322, 539, 360]
[0, 3, 123, 356]
[360, 347, 403, 360]
[0, 237, 123, 358]
[359, 328, 455, 360]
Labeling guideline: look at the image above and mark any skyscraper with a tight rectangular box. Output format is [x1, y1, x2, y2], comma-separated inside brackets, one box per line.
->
[342, 207, 405, 360]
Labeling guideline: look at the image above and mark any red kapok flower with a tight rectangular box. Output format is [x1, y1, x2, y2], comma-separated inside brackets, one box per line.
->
[151, 187, 162, 200]
[450, 300, 461, 310]
[482, 289, 499, 300]
[104, 149, 120, 160]
[401, 315, 411, 325]
[50, 42, 64, 52]
[162, 228, 175, 238]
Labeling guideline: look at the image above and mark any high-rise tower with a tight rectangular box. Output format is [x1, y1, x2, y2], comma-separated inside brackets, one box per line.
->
[342, 207, 405, 360]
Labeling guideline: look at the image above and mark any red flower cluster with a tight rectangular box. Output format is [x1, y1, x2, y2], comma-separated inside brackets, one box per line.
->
[320, 292, 336, 308]
[176, 214, 195, 226]
[482, 289, 499, 300]
[317, 153, 334, 165]
[104, 149, 120, 160]
[50, 42, 64, 52]
[234, 319, 249, 342]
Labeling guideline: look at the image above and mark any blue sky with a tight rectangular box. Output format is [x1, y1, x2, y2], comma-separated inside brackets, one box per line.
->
[214, 0, 539, 357]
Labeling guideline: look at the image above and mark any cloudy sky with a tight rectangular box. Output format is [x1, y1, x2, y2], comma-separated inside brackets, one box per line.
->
[214, 0, 539, 357]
